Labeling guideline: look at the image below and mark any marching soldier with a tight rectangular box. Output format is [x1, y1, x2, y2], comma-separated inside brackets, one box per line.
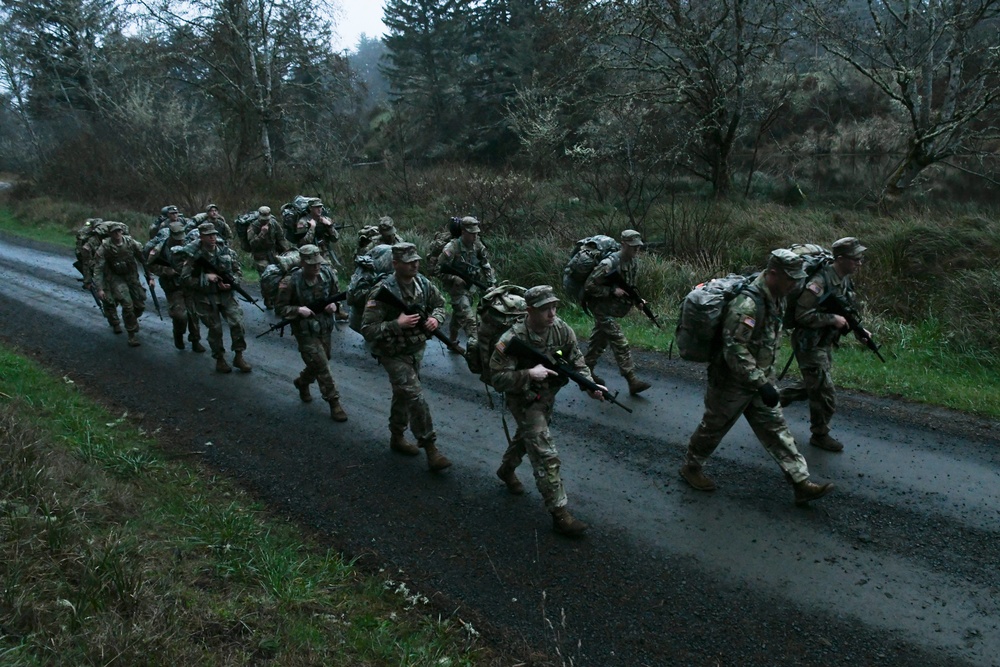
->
[247, 205, 292, 308]
[147, 221, 204, 352]
[438, 216, 496, 353]
[93, 223, 152, 347]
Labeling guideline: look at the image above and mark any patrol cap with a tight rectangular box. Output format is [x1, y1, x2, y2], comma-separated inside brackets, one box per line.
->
[197, 221, 219, 236]
[378, 216, 396, 233]
[165, 205, 179, 214]
[832, 237, 867, 259]
[168, 221, 186, 240]
[524, 285, 560, 309]
[206, 203, 219, 212]
[258, 205, 271, 216]
[391, 242, 421, 263]
[299, 244, 325, 265]
[767, 248, 808, 280]
[308, 198, 323, 209]
[107, 221, 128, 234]
[460, 216, 480, 233]
[621, 229, 644, 247]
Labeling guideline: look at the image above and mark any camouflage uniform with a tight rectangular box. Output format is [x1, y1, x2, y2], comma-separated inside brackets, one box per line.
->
[92, 225, 149, 341]
[275, 247, 343, 408]
[439, 217, 495, 343]
[180, 224, 248, 367]
[356, 216, 404, 256]
[583, 230, 647, 391]
[361, 246, 448, 454]
[295, 199, 340, 266]
[684, 268, 812, 484]
[147, 222, 202, 350]
[199, 206, 233, 243]
[76, 221, 120, 330]
[247, 209, 292, 307]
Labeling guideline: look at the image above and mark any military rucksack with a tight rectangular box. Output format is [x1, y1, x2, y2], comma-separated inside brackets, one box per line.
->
[782, 244, 833, 329]
[468, 283, 528, 385]
[674, 274, 762, 362]
[280, 195, 330, 244]
[345, 244, 394, 332]
[562, 235, 620, 303]
[234, 211, 258, 252]
[259, 250, 301, 306]
[425, 218, 463, 277]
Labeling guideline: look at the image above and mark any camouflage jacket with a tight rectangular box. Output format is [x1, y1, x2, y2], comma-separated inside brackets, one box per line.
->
[77, 233, 107, 284]
[93, 236, 146, 287]
[146, 239, 190, 293]
[275, 265, 339, 337]
[584, 251, 637, 318]
[361, 273, 446, 357]
[716, 273, 784, 389]
[439, 238, 495, 291]
[792, 263, 855, 350]
[490, 318, 591, 397]
[296, 214, 339, 247]
[180, 243, 242, 299]
[247, 215, 292, 259]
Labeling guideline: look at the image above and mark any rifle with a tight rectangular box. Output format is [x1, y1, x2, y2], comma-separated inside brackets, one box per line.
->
[503, 336, 633, 413]
[824, 293, 886, 363]
[373, 285, 464, 353]
[83, 281, 103, 310]
[608, 272, 662, 329]
[194, 256, 266, 312]
[137, 255, 163, 320]
[440, 262, 491, 291]
[256, 291, 347, 338]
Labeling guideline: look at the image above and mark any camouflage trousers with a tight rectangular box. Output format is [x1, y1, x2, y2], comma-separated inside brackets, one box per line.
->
[447, 289, 478, 339]
[584, 315, 634, 376]
[100, 294, 119, 327]
[293, 332, 339, 401]
[502, 391, 567, 511]
[379, 351, 435, 443]
[193, 295, 246, 358]
[780, 344, 835, 437]
[252, 256, 274, 308]
[686, 363, 810, 483]
[165, 288, 201, 342]
[104, 275, 146, 334]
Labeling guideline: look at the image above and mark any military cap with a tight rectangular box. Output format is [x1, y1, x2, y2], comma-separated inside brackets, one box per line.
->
[308, 198, 323, 209]
[832, 237, 866, 259]
[391, 242, 421, 263]
[106, 221, 128, 234]
[168, 221, 186, 240]
[258, 205, 271, 216]
[298, 244, 325, 265]
[767, 248, 808, 279]
[460, 216, 481, 233]
[206, 203, 219, 211]
[524, 285, 560, 309]
[165, 205, 179, 214]
[197, 221, 219, 236]
[621, 229, 644, 247]
[378, 216, 396, 233]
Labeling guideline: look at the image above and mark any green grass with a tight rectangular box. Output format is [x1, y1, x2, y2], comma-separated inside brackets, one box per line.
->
[0, 344, 488, 666]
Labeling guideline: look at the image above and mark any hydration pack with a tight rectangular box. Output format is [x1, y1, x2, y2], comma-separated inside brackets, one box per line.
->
[562, 235, 620, 303]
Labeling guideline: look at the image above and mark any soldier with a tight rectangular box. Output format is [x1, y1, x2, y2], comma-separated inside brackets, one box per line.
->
[583, 229, 652, 395]
[147, 221, 204, 352]
[679, 249, 835, 506]
[275, 244, 348, 422]
[93, 223, 153, 347]
[357, 215, 405, 257]
[181, 222, 252, 373]
[361, 242, 452, 472]
[204, 204, 233, 243]
[438, 216, 496, 353]
[296, 198, 340, 266]
[77, 221, 122, 332]
[779, 237, 869, 452]
[247, 205, 292, 308]
[151, 205, 182, 238]
[490, 285, 606, 536]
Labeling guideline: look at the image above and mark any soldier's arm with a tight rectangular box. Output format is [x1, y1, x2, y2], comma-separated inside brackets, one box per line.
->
[92, 244, 108, 286]
[794, 278, 840, 329]
[721, 294, 767, 387]
[427, 282, 447, 324]
[274, 277, 297, 319]
[360, 295, 399, 343]
[478, 243, 497, 284]
[297, 219, 317, 245]
[560, 324, 592, 380]
[489, 332, 532, 393]
[583, 259, 614, 299]
[275, 222, 292, 252]
[247, 224, 267, 250]
[180, 255, 206, 290]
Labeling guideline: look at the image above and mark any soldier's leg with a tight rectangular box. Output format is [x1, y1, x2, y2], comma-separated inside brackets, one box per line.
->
[502, 394, 533, 470]
[600, 316, 636, 377]
[584, 318, 610, 370]
[166, 289, 187, 348]
[780, 343, 813, 405]
[220, 297, 247, 353]
[298, 334, 338, 401]
[686, 375, 752, 468]
[803, 350, 836, 437]
[381, 354, 435, 442]
[254, 258, 272, 308]
[111, 279, 139, 334]
[452, 292, 477, 339]
[128, 278, 147, 320]
[183, 291, 202, 343]
[518, 399, 567, 511]
[743, 400, 810, 483]
[101, 295, 121, 331]
[195, 299, 225, 357]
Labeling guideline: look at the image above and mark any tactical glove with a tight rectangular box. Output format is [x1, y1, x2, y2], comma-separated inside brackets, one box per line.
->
[758, 383, 780, 408]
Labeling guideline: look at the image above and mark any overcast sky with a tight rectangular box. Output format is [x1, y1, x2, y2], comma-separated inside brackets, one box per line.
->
[334, 0, 388, 51]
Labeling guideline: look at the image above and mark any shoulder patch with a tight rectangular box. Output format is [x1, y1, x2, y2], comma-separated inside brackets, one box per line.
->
[742, 316, 756, 328]
[806, 282, 822, 296]
[495, 339, 507, 354]
[365, 299, 378, 308]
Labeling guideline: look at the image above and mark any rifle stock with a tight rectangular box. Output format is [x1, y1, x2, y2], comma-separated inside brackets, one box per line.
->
[504, 337, 633, 413]
[256, 291, 347, 338]
[440, 263, 490, 291]
[374, 286, 463, 353]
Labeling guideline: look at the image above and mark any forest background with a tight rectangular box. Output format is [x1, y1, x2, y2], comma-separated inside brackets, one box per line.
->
[1, 0, 999, 416]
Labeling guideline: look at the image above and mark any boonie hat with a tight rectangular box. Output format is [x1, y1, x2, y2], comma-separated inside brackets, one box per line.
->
[197, 221, 219, 236]
[258, 206, 271, 216]
[378, 216, 396, 233]
[524, 285, 560, 309]
[168, 221, 186, 240]
[768, 248, 808, 280]
[460, 216, 480, 233]
[299, 244, 325, 265]
[391, 242, 421, 263]
[832, 237, 867, 259]
[621, 229, 644, 247]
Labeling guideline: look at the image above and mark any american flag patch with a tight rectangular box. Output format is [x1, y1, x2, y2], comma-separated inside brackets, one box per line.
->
[495, 340, 506, 353]
[807, 282, 822, 295]
[365, 300, 378, 308]
[742, 316, 756, 328]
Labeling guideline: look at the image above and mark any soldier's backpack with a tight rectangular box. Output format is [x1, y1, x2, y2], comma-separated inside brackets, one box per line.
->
[234, 211, 258, 252]
[259, 250, 301, 306]
[280, 195, 331, 244]
[674, 274, 762, 362]
[424, 217, 463, 277]
[781, 243, 833, 329]
[468, 283, 528, 385]
[345, 244, 394, 331]
[562, 235, 620, 303]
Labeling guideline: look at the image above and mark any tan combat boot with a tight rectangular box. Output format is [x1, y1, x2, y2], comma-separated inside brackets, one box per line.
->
[421, 441, 452, 471]
[448, 323, 465, 355]
[809, 434, 844, 452]
[793, 478, 835, 506]
[215, 356, 232, 373]
[127, 332, 141, 347]
[390, 432, 420, 456]
[112, 322, 123, 334]
[191, 340, 206, 353]
[328, 398, 348, 422]
[679, 463, 717, 491]
[626, 373, 651, 395]
[551, 507, 588, 536]
[496, 463, 525, 495]
[293, 377, 312, 402]
[232, 351, 252, 373]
